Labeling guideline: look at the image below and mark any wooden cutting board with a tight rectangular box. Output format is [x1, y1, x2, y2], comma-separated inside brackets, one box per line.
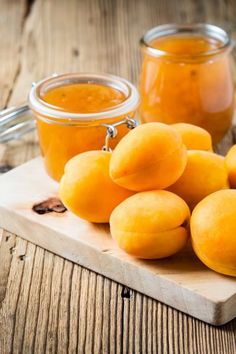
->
[0, 157, 235, 325]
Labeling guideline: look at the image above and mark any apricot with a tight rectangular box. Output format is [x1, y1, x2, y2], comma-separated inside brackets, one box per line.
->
[168, 150, 229, 210]
[225, 144, 236, 188]
[172, 123, 212, 151]
[191, 189, 236, 277]
[110, 190, 190, 259]
[59, 150, 134, 223]
[110, 122, 187, 191]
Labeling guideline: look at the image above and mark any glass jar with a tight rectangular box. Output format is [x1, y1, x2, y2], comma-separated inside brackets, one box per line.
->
[139, 24, 235, 143]
[29, 73, 139, 181]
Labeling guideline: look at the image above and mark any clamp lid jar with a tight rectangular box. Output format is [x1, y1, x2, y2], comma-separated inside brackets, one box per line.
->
[139, 24, 234, 143]
[29, 73, 139, 181]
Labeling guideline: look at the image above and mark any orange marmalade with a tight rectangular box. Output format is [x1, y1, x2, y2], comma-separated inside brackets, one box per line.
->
[139, 24, 234, 143]
[29, 74, 139, 181]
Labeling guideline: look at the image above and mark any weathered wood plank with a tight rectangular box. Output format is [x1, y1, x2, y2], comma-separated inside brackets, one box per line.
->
[21, 246, 45, 352]
[0, 230, 16, 304]
[0, 0, 27, 108]
[0, 237, 28, 353]
[33, 250, 54, 353]
[0, 235, 235, 353]
[0, 0, 29, 308]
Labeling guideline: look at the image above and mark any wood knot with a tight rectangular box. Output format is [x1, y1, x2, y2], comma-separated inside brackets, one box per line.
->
[19, 254, 27, 261]
[9, 246, 16, 254]
[121, 287, 133, 299]
[32, 197, 67, 215]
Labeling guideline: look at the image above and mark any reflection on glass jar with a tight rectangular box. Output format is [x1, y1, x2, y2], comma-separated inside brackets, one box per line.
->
[29, 73, 139, 181]
[139, 24, 235, 143]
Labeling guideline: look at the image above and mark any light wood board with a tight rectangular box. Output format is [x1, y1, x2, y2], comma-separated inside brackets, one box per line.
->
[0, 157, 235, 325]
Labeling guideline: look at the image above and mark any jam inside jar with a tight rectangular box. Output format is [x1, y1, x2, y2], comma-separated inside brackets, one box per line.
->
[29, 73, 139, 181]
[139, 24, 235, 143]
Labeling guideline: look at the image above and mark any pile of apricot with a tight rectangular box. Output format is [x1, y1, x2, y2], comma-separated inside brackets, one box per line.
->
[59, 122, 236, 277]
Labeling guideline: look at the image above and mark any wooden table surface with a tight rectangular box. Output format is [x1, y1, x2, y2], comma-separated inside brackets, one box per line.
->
[0, 0, 236, 353]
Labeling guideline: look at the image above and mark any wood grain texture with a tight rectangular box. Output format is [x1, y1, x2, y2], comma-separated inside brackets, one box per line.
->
[0, 0, 27, 109]
[0, 0, 236, 352]
[0, 234, 235, 354]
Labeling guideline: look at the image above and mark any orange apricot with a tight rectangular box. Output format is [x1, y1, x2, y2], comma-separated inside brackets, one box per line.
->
[110, 190, 190, 259]
[168, 150, 229, 210]
[110, 122, 187, 191]
[172, 123, 212, 151]
[191, 189, 236, 277]
[59, 150, 134, 223]
[225, 144, 236, 188]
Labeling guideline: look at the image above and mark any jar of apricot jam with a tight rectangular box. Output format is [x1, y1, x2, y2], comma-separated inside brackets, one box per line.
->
[29, 73, 139, 181]
[139, 24, 234, 143]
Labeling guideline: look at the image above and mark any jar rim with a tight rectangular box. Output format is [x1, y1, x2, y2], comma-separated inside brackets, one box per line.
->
[140, 23, 234, 59]
[28, 72, 139, 121]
